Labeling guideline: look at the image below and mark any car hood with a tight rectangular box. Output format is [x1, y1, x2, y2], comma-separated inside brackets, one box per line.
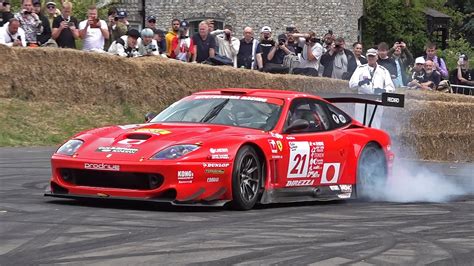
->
[74, 123, 261, 161]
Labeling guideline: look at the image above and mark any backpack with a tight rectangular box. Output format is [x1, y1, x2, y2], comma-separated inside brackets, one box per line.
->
[283, 53, 300, 74]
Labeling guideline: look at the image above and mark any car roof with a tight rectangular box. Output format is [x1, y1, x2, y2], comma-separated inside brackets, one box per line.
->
[193, 88, 325, 101]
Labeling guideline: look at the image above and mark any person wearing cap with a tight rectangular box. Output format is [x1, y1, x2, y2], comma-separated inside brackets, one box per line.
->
[191, 20, 216, 63]
[0, 1, 14, 28]
[210, 24, 240, 67]
[138, 28, 159, 56]
[349, 48, 395, 129]
[165, 18, 180, 57]
[109, 9, 127, 46]
[146, 15, 157, 30]
[0, 18, 27, 47]
[45, 1, 60, 29]
[51, 1, 78, 48]
[257, 26, 275, 69]
[407, 56, 428, 89]
[14, 0, 43, 47]
[170, 20, 193, 61]
[32, 0, 53, 46]
[450, 54, 474, 92]
[320, 37, 357, 80]
[108, 28, 141, 57]
[146, 15, 166, 54]
[79, 5, 109, 51]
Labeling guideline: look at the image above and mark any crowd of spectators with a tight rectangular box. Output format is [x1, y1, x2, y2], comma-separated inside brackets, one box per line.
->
[0, 0, 472, 94]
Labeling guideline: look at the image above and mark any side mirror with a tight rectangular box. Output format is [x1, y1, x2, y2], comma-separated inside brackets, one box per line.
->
[284, 119, 309, 133]
[145, 112, 157, 123]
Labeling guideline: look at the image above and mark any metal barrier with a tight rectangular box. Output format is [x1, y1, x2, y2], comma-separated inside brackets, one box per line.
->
[451, 84, 474, 95]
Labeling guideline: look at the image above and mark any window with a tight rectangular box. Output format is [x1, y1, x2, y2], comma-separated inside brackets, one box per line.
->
[326, 104, 351, 129]
[286, 98, 331, 133]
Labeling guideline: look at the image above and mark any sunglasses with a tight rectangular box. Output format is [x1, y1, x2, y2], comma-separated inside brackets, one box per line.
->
[148, 20, 156, 23]
[47, 6, 55, 9]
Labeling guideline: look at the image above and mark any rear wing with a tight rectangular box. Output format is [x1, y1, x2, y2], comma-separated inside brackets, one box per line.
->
[320, 92, 405, 127]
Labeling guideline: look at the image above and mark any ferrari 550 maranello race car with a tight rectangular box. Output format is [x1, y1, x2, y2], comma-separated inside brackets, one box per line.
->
[45, 88, 404, 210]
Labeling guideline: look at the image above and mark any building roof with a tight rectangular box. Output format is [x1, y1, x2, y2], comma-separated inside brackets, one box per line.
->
[423, 8, 451, 19]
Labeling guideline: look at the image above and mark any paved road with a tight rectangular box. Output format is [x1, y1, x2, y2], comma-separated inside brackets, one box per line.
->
[0, 147, 473, 265]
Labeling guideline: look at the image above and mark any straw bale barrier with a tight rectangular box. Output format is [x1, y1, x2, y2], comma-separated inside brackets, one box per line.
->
[0, 45, 472, 162]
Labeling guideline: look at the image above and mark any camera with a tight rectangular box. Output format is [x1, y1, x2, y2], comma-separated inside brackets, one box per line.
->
[306, 37, 318, 43]
[225, 32, 231, 40]
[335, 44, 341, 48]
[146, 44, 157, 53]
[22, 10, 32, 14]
[286, 26, 295, 33]
[114, 17, 118, 21]
[278, 39, 285, 46]
[68, 21, 75, 27]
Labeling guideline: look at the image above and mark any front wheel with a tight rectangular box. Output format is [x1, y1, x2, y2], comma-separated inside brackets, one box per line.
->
[230, 145, 262, 210]
[356, 143, 387, 200]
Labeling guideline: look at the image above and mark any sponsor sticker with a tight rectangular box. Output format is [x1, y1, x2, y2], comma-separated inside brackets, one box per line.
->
[194, 95, 268, 102]
[118, 124, 141, 130]
[286, 179, 315, 187]
[338, 115, 347, 124]
[332, 114, 340, 124]
[276, 141, 283, 152]
[96, 146, 138, 154]
[203, 162, 230, 168]
[329, 185, 340, 191]
[210, 154, 230, 160]
[207, 177, 219, 183]
[321, 163, 341, 184]
[205, 169, 225, 174]
[84, 163, 120, 171]
[209, 148, 229, 154]
[268, 140, 278, 154]
[270, 132, 283, 139]
[117, 139, 146, 145]
[135, 128, 171, 135]
[177, 170, 194, 184]
[339, 184, 352, 193]
[337, 193, 351, 199]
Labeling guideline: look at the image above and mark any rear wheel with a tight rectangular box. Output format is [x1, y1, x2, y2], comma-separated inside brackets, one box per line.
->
[356, 143, 387, 200]
[230, 146, 261, 210]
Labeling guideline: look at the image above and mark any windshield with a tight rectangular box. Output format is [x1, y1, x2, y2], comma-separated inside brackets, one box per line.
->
[151, 95, 283, 131]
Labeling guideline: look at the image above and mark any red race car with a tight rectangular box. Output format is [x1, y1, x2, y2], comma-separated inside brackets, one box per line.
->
[45, 89, 404, 210]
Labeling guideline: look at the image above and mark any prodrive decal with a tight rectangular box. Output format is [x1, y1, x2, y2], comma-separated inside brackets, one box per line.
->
[84, 163, 120, 171]
[96, 146, 139, 154]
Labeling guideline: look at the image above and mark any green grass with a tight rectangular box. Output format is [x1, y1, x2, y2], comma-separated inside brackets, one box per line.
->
[0, 98, 147, 146]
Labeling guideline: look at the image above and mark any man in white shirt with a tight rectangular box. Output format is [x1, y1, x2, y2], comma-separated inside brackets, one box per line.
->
[79, 5, 109, 51]
[210, 25, 240, 67]
[0, 18, 26, 47]
[291, 31, 323, 76]
[349, 48, 395, 128]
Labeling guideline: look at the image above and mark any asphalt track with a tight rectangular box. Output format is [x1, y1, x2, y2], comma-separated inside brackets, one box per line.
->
[0, 147, 473, 265]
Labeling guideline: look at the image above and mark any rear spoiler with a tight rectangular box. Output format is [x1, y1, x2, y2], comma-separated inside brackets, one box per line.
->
[320, 92, 405, 127]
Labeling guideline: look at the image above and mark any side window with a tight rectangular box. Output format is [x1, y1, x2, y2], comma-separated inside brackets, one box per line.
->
[286, 98, 330, 133]
[326, 104, 352, 129]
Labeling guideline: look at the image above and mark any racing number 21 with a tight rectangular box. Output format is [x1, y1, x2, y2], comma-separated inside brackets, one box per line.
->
[287, 141, 310, 178]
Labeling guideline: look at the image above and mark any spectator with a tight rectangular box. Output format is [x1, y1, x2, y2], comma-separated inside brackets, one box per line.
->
[424, 59, 441, 89]
[0, 1, 13, 28]
[407, 57, 428, 89]
[79, 5, 109, 51]
[109, 9, 127, 45]
[51, 1, 78, 48]
[349, 48, 395, 129]
[108, 28, 140, 57]
[138, 28, 159, 56]
[104, 7, 116, 51]
[0, 18, 26, 47]
[321, 30, 334, 53]
[146, 16, 166, 55]
[14, 0, 43, 47]
[450, 54, 474, 93]
[191, 20, 216, 63]
[292, 31, 323, 77]
[257, 26, 274, 69]
[376, 42, 397, 80]
[45, 1, 59, 29]
[32, 0, 52, 46]
[171, 20, 193, 62]
[352, 42, 367, 66]
[206, 19, 219, 53]
[165, 18, 180, 57]
[263, 33, 294, 73]
[236, 26, 262, 70]
[210, 24, 240, 67]
[389, 40, 413, 87]
[153, 29, 166, 55]
[424, 42, 449, 79]
[320, 37, 357, 80]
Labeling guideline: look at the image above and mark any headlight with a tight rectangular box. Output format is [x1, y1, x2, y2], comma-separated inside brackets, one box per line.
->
[150, 144, 200, 160]
[56, 139, 84, 156]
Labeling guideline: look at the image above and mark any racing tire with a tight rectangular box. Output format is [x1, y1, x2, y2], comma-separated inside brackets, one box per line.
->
[356, 143, 387, 200]
[230, 145, 262, 210]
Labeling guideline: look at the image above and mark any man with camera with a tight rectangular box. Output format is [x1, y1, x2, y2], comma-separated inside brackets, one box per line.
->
[349, 48, 395, 129]
[0, 1, 13, 28]
[170, 20, 193, 61]
[210, 25, 240, 67]
[14, 0, 43, 47]
[138, 28, 159, 56]
[259, 27, 293, 73]
[52, 1, 78, 48]
[389, 40, 413, 87]
[450, 54, 474, 94]
[79, 5, 109, 51]
[320, 37, 357, 80]
[0, 18, 26, 47]
[291, 31, 323, 77]
[236, 27, 262, 70]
